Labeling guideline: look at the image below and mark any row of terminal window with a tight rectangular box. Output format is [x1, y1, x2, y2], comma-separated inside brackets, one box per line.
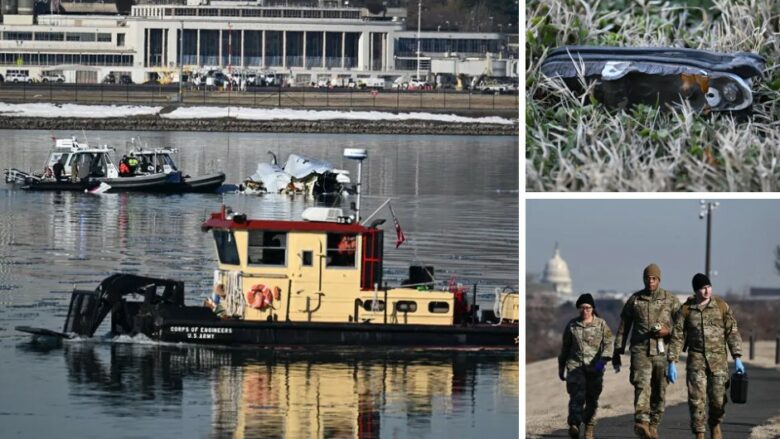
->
[215, 230, 356, 268]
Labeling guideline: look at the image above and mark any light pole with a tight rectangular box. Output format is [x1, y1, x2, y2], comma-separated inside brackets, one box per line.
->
[178, 20, 184, 102]
[416, 0, 421, 81]
[699, 201, 719, 277]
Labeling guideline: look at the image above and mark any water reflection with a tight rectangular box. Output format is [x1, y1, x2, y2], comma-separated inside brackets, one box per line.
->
[56, 343, 518, 438]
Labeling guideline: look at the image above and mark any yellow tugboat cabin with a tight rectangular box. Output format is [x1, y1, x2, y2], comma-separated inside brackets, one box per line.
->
[203, 206, 459, 326]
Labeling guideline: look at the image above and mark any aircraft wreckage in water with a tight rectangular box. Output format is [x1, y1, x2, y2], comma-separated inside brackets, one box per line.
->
[240, 152, 353, 201]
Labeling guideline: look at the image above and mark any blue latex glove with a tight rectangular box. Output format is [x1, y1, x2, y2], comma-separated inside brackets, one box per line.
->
[594, 359, 607, 373]
[559, 367, 566, 382]
[735, 358, 745, 374]
[666, 362, 677, 384]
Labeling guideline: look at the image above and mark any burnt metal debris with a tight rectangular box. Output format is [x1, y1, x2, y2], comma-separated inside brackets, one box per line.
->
[540, 46, 765, 112]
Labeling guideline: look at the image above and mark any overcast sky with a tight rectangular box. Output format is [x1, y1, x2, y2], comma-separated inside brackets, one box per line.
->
[526, 200, 780, 295]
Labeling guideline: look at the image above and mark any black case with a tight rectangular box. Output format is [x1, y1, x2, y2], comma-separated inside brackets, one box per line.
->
[730, 372, 748, 404]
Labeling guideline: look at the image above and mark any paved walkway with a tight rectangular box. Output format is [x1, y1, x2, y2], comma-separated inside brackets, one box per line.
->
[542, 365, 780, 438]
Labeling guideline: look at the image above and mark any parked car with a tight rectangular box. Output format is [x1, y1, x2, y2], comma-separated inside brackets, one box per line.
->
[119, 75, 133, 85]
[6, 72, 32, 83]
[40, 73, 65, 83]
[408, 79, 431, 90]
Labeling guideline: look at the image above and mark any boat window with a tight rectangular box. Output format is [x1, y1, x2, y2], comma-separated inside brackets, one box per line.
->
[248, 231, 287, 266]
[395, 301, 417, 313]
[326, 233, 356, 268]
[163, 154, 177, 171]
[213, 230, 240, 265]
[363, 300, 385, 312]
[428, 301, 450, 314]
[302, 250, 313, 267]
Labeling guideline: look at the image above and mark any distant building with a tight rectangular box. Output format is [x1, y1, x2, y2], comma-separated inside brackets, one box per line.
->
[541, 244, 572, 297]
[0, 0, 514, 84]
[749, 287, 780, 299]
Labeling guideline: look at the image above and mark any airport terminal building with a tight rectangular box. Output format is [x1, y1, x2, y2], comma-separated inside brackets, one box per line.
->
[0, 0, 517, 85]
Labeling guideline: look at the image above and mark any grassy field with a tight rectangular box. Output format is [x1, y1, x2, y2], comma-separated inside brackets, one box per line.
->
[526, 0, 780, 191]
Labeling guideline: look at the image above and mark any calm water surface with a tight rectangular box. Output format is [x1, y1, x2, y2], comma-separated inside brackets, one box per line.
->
[0, 130, 518, 438]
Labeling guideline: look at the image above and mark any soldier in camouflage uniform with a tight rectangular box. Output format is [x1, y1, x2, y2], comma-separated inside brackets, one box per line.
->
[667, 273, 744, 439]
[613, 263, 680, 439]
[559, 293, 614, 439]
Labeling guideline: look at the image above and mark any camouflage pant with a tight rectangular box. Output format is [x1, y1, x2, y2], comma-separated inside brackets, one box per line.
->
[566, 367, 604, 426]
[687, 352, 729, 433]
[630, 351, 667, 425]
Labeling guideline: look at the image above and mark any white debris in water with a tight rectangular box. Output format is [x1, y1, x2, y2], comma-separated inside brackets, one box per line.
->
[0, 102, 515, 125]
[0, 103, 162, 118]
[162, 106, 516, 125]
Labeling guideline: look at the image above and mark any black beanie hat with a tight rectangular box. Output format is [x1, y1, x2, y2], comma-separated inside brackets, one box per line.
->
[576, 293, 595, 309]
[692, 273, 711, 291]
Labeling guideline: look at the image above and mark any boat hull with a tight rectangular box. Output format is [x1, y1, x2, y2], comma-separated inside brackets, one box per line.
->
[153, 172, 226, 194]
[97, 173, 170, 192]
[154, 318, 518, 348]
[21, 180, 100, 192]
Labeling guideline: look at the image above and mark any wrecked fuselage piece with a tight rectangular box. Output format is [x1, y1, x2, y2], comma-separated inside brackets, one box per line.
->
[540, 46, 765, 112]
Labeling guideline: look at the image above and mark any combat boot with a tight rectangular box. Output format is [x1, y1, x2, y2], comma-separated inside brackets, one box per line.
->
[584, 424, 595, 439]
[568, 423, 580, 439]
[649, 423, 658, 439]
[710, 424, 722, 439]
[634, 421, 653, 439]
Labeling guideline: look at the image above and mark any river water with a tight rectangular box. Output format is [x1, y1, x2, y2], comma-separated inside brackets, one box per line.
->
[0, 130, 519, 438]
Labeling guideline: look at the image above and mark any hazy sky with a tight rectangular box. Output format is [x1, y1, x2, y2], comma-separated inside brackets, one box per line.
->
[526, 200, 780, 295]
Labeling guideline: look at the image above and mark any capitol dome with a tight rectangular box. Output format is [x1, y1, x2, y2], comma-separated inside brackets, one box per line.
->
[542, 244, 572, 295]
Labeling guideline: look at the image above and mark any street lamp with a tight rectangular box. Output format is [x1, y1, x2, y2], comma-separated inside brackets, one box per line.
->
[699, 200, 719, 277]
[178, 20, 184, 103]
[416, 0, 422, 81]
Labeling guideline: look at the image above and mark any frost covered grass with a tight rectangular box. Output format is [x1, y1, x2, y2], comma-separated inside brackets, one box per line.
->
[526, 0, 780, 191]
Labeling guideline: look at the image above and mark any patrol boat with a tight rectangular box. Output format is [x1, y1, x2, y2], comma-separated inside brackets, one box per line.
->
[4, 137, 169, 192]
[127, 146, 226, 194]
[17, 149, 519, 348]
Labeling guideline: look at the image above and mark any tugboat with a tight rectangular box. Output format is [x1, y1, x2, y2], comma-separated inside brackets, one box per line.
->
[127, 147, 226, 194]
[4, 137, 169, 192]
[17, 149, 519, 348]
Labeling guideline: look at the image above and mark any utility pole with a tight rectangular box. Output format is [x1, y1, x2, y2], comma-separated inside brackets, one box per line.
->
[178, 20, 184, 102]
[416, 0, 421, 81]
[699, 201, 719, 277]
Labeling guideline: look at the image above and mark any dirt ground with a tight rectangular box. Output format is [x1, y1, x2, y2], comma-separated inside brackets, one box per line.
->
[526, 341, 780, 438]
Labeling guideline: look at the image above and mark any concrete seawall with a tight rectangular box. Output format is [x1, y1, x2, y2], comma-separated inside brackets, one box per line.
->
[0, 115, 518, 136]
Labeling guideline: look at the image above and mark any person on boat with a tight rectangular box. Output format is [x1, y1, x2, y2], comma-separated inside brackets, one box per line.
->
[559, 293, 614, 439]
[70, 158, 79, 183]
[127, 154, 139, 174]
[204, 283, 227, 318]
[52, 158, 64, 182]
[119, 156, 131, 177]
[337, 235, 356, 255]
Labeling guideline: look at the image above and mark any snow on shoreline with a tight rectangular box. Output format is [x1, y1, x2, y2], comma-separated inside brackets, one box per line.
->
[163, 106, 516, 125]
[0, 102, 515, 125]
[0, 103, 162, 118]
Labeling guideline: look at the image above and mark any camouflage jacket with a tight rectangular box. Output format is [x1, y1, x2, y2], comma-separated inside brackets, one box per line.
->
[667, 296, 742, 372]
[558, 316, 614, 372]
[614, 287, 680, 357]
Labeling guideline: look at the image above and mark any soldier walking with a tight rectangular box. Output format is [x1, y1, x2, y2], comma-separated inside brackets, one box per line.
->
[558, 293, 614, 439]
[613, 263, 680, 439]
[667, 273, 744, 439]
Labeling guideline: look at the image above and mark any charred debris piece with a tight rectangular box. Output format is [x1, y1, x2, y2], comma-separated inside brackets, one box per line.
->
[540, 46, 765, 112]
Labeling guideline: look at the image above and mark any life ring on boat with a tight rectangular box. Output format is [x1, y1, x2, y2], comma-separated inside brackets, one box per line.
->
[246, 284, 275, 310]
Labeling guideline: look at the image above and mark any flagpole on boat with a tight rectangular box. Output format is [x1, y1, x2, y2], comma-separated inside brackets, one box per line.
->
[344, 148, 367, 222]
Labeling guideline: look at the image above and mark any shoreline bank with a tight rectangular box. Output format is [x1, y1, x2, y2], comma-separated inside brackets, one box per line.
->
[0, 115, 518, 136]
